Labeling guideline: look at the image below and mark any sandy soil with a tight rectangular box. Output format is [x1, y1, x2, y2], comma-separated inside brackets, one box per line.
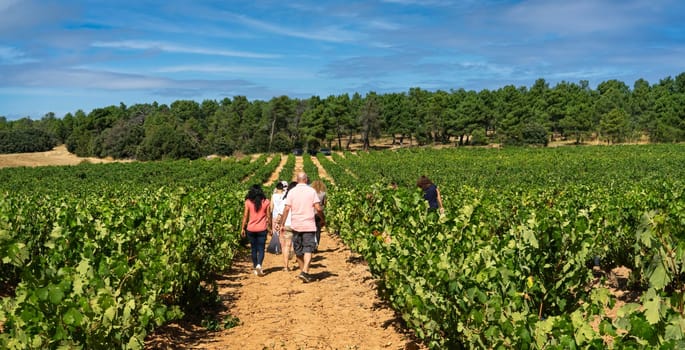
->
[0, 145, 128, 168]
[309, 156, 335, 186]
[265, 156, 291, 186]
[146, 231, 422, 349]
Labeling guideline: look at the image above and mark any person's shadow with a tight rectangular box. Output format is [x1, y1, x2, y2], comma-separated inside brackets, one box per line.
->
[263, 267, 286, 274]
[314, 247, 339, 253]
[308, 271, 337, 281]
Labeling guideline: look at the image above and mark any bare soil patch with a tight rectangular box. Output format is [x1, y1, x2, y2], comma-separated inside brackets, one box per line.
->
[294, 156, 304, 176]
[0, 145, 130, 168]
[146, 231, 424, 350]
[265, 156, 290, 186]
[592, 266, 640, 318]
[309, 156, 335, 185]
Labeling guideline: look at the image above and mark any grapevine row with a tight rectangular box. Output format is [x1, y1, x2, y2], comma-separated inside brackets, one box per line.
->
[0, 159, 252, 349]
[325, 144, 685, 348]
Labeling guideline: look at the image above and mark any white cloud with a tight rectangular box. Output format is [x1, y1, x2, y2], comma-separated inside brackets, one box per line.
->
[0, 65, 270, 92]
[366, 19, 401, 31]
[7, 68, 171, 89]
[2, 1, 684, 118]
[505, 0, 654, 35]
[0, 45, 21, 60]
[0, 45, 35, 64]
[155, 64, 317, 79]
[225, 12, 360, 43]
[91, 40, 280, 59]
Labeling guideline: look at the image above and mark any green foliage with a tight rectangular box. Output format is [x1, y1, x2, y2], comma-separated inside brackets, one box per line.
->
[522, 123, 549, 146]
[3, 144, 685, 348]
[326, 144, 685, 349]
[202, 314, 241, 331]
[7, 71, 685, 159]
[240, 131, 269, 154]
[242, 154, 282, 185]
[469, 128, 488, 146]
[66, 127, 96, 156]
[277, 154, 296, 183]
[302, 154, 319, 181]
[0, 159, 249, 349]
[505, 122, 549, 146]
[600, 108, 630, 143]
[95, 119, 145, 158]
[136, 125, 201, 160]
[270, 132, 293, 153]
[0, 129, 57, 153]
[560, 102, 593, 143]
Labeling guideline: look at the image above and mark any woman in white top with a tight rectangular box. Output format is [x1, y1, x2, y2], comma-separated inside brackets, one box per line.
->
[270, 181, 287, 228]
[267, 181, 287, 255]
[275, 181, 297, 270]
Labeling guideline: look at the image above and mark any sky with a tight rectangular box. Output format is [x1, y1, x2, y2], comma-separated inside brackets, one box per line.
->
[1, 0, 684, 120]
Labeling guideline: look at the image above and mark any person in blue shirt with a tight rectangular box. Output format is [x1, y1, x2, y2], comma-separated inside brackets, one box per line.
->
[417, 175, 444, 214]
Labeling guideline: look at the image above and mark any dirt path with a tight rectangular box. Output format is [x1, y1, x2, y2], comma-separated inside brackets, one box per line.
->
[147, 155, 423, 349]
[310, 156, 335, 185]
[146, 230, 422, 349]
[295, 156, 304, 175]
[186, 232, 420, 350]
[189, 157, 421, 349]
[265, 155, 290, 186]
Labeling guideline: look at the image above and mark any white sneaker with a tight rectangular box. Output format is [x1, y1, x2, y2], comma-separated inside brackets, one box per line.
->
[256, 264, 265, 276]
[253, 269, 258, 276]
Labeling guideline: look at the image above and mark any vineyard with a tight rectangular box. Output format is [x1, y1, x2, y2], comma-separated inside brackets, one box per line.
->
[2, 144, 685, 349]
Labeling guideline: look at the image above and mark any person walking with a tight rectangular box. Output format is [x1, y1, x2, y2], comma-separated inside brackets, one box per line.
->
[417, 175, 444, 214]
[240, 184, 271, 276]
[310, 179, 327, 251]
[276, 181, 297, 271]
[267, 181, 287, 255]
[279, 172, 325, 283]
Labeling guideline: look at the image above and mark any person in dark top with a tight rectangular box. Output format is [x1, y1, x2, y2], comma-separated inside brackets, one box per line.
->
[417, 175, 444, 213]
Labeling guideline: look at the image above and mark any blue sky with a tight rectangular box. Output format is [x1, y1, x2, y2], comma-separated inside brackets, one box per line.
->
[1, 0, 684, 120]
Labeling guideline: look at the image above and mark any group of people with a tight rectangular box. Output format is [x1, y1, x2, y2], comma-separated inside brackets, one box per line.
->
[240, 172, 326, 283]
[241, 173, 443, 283]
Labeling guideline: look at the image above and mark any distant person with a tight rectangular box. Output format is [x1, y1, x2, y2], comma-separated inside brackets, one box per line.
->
[279, 173, 325, 283]
[417, 175, 444, 214]
[240, 184, 271, 276]
[310, 179, 327, 251]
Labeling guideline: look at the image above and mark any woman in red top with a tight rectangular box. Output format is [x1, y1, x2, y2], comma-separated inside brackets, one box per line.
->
[241, 184, 271, 276]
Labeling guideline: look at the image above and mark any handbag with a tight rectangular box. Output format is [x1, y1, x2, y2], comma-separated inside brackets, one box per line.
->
[267, 232, 282, 254]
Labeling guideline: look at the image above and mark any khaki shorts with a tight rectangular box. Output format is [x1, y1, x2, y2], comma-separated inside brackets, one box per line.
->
[282, 226, 294, 240]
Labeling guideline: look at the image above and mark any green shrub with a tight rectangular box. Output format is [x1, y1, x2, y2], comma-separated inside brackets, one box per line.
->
[0, 129, 57, 153]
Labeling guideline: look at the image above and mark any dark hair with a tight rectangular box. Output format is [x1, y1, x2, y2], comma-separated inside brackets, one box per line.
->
[283, 181, 298, 199]
[416, 175, 433, 190]
[246, 184, 266, 211]
[276, 182, 284, 190]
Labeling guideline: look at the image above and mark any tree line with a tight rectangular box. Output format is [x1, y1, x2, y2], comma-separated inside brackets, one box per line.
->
[1, 73, 684, 160]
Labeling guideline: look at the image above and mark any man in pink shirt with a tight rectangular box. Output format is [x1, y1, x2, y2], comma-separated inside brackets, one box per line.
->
[279, 172, 325, 283]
